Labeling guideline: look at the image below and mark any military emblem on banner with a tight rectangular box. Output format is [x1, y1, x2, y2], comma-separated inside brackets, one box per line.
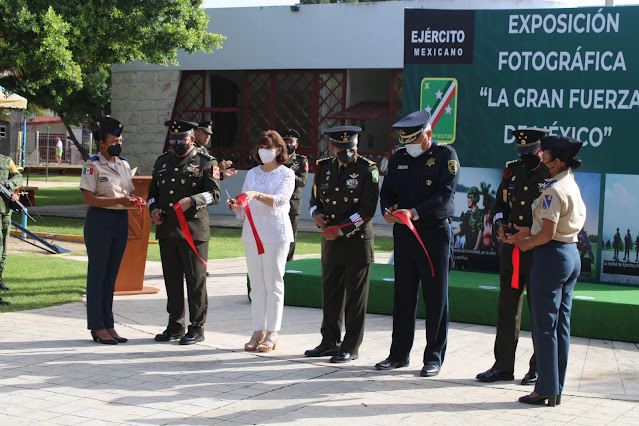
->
[419, 77, 458, 144]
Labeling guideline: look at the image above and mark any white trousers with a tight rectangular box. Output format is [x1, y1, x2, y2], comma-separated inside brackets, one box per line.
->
[244, 241, 289, 332]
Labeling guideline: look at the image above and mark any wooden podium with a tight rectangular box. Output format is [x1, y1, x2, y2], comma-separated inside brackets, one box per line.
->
[114, 176, 160, 295]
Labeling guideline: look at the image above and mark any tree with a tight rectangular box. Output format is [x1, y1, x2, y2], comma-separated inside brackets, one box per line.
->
[0, 0, 224, 160]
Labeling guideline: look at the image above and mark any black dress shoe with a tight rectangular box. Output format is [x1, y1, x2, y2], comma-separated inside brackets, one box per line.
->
[420, 364, 441, 377]
[304, 344, 340, 357]
[476, 367, 514, 382]
[0, 281, 10, 291]
[179, 333, 204, 345]
[154, 330, 185, 342]
[521, 370, 538, 385]
[330, 351, 358, 363]
[375, 358, 409, 370]
[0, 297, 11, 306]
[91, 331, 118, 345]
[112, 336, 128, 343]
[518, 394, 557, 407]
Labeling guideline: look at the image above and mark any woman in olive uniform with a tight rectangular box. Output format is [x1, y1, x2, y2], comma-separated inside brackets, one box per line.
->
[80, 117, 146, 344]
[512, 135, 586, 406]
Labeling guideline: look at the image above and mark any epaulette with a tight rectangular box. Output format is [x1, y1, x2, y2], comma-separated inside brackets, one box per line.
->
[198, 151, 213, 160]
[298, 153, 307, 158]
[316, 157, 332, 166]
[158, 151, 170, 158]
[505, 159, 522, 168]
[358, 156, 377, 167]
[88, 156, 99, 161]
[118, 156, 128, 162]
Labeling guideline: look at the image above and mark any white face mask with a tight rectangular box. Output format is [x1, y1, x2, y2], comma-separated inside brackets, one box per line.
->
[405, 142, 426, 158]
[258, 148, 277, 164]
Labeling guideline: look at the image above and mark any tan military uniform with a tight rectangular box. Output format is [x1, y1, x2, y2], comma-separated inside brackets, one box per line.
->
[79, 153, 134, 209]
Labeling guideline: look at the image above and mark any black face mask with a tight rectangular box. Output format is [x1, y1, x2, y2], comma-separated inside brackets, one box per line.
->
[520, 153, 541, 170]
[336, 149, 356, 164]
[171, 142, 189, 156]
[106, 144, 122, 157]
[287, 145, 296, 155]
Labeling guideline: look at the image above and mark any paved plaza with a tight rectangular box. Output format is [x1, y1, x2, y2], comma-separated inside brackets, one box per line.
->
[2, 253, 639, 425]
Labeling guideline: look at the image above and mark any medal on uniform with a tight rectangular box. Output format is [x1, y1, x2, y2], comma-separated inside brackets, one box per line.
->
[426, 179, 432, 186]
[346, 178, 358, 189]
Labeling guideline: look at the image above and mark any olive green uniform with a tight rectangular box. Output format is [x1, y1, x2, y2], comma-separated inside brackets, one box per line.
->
[462, 208, 484, 249]
[491, 159, 549, 374]
[0, 156, 23, 281]
[148, 148, 221, 335]
[284, 152, 308, 261]
[309, 155, 379, 354]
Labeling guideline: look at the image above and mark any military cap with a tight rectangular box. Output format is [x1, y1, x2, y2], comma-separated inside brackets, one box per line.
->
[98, 116, 123, 137]
[280, 128, 300, 142]
[197, 121, 214, 135]
[511, 127, 549, 154]
[392, 110, 431, 144]
[540, 135, 583, 162]
[324, 125, 361, 149]
[165, 119, 197, 140]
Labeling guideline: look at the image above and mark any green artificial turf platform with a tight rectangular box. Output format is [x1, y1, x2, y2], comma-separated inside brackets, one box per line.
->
[283, 258, 639, 343]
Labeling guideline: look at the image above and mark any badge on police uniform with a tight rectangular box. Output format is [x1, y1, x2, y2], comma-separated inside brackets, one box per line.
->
[448, 160, 458, 175]
[426, 158, 436, 167]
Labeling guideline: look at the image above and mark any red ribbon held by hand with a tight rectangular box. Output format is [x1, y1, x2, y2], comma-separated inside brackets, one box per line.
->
[236, 193, 265, 255]
[173, 203, 208, 266]
[511, 243, 520, 289]
[391, 211, 435, 277]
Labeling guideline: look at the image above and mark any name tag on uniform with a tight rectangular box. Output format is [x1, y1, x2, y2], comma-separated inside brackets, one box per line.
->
[346, 178, 359, 189]
[397, 165, 408, 170]
[99, 177, 109, 182]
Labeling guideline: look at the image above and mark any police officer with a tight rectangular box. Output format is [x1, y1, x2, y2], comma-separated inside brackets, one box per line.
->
[0, 153, 23, 305]
[194, 121, 238, 179]
[80, 117, 145, 343]
[376, 110, 459, 377]
[304, 125, 379, 363]
[149, 120, 221, 345]
[280, 128, 308, 261]
[476, 128, 550, 385]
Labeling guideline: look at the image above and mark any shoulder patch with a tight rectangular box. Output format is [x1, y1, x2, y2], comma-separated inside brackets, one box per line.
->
[119, 156, 128, 162]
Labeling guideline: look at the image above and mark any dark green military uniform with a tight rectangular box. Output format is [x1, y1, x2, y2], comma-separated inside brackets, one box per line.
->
[491, 158, 549, 375]
[624, 230, 633, 261]
[309, 154, 379, 354]
[613, 229, 621, 261]
[0, 155, 22, 296]
[284, 151, 308, 261]
[462, 208, 484, 249]
[148, 147, 221, 336]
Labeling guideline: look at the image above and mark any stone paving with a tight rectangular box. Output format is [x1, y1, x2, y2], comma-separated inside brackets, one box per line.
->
[2, 253, 639, 425]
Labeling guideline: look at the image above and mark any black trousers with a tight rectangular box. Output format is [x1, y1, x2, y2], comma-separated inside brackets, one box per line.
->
[159, 238, 209, 335]
[494, 243, 536, 373]
[84, 207, 128, 330]
[320, 261, 371, 354]
[287, 212, 300, 262]
[389, 223, 452, 366]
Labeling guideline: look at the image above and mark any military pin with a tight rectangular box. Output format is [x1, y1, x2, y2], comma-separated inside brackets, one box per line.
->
[426, 179, 432, 186]
[181, 179, 185, 184]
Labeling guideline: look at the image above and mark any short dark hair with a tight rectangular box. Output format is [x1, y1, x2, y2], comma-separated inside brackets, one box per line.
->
[253, 130, 289, 165]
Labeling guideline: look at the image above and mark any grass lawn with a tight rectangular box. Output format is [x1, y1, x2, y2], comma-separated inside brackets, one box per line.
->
[1, 254, 88, 312]
[26, 187, 84, 207]
[25, 175, 81, 183]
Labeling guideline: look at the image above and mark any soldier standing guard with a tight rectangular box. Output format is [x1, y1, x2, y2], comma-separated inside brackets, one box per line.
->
[376, 110, 459, 377]
[613, 228, 621, 261]
[624, 229, 633, 261]
[476, 128, 550, 385]
[149, 120, 221, 345]
[304, 126, 379, 363]
[0, 154, 22, 305]
[280, 128, 308, 261]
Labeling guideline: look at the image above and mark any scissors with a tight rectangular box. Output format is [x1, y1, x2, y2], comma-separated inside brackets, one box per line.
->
[226, 190, 236, 210]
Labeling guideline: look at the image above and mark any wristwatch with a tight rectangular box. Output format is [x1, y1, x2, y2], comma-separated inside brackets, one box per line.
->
[258, 193, 263, 200]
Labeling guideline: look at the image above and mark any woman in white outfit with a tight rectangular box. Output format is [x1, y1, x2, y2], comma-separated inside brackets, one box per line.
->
[228, 130, 295, 352]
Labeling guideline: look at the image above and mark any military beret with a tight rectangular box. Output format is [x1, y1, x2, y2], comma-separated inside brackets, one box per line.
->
[324, 126, 361, 149]
[98, 116, 123, 137]
[392, 110, 431, 144]
[511, 127, 549, 154]
[280, 128, 300, 142]
[197, 121, 214, 135]
[165, 119, 197, 140]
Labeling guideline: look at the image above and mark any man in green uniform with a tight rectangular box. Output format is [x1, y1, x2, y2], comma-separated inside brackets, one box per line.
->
[613, 228, 621, 261]
[476, 128, 550, 386]
[0, 155, 22, 305]
[454, 186, 483, 250]
[280, 128, 308, 261]
[304, 126, 379, 363]
[624, 229, 633, 261]
[149, 120, 221, 345]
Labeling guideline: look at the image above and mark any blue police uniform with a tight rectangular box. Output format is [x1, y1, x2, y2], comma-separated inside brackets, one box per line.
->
[378, 111, 459, 375]
[80, 117, 134, 337]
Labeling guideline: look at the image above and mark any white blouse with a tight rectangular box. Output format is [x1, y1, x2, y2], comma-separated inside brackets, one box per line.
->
[237, 165, 296, 243]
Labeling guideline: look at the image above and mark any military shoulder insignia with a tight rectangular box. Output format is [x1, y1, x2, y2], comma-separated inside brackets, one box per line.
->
[82, 166, 94, 175]
[448, 159, 459, 175]
[198, 151, 212, 160]
[304, 161, 309, 171]
[542, 194, 553, 209]
[426, 157, 436, 167]
[88, 156, 99, 161]
[371, 169, 379, 184]
[119, 156, 128, 162]
[213, 166, 220, 179]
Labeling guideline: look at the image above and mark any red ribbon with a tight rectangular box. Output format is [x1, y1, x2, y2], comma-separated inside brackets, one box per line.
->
[511, 243, 520, 289]
[236, 193, 265, 255]
[322, 210, 435, 277]
[173, 203, 208, 266]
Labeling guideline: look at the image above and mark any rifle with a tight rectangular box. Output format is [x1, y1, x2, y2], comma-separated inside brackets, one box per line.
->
[0, 184, 35, 223]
